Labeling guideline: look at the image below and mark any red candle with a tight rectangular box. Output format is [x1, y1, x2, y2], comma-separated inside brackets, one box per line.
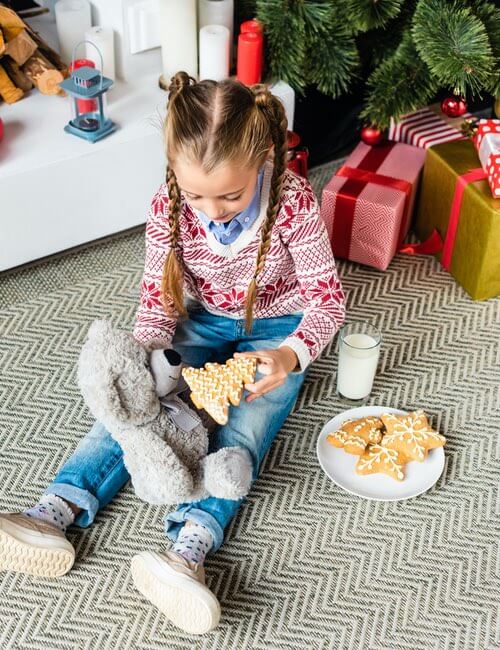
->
[237, 31, 263, 85]
[69, 58, 98, 114]
[240, 19, 264, 70]
[240, 19, 263, 36]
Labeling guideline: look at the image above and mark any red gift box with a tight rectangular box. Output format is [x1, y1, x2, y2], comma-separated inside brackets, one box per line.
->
[474, 119, 500, 199]
[320, 141, 426, 270]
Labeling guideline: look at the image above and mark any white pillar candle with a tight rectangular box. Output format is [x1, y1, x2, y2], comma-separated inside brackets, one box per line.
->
[198, 0, 234, 61]
[269, 79, 295, 131]
[337, 328, 381, 401]
[199, 25, 229, 81]
[85, 26, 115, 80]
[158, 0, 198, 82]
[55, 0, 92, 64]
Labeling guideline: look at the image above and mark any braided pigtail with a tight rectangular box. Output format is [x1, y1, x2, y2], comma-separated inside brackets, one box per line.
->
[159, 71, 196, 319]
[160, 165, 188, 318]
[244, 85, 288, 334]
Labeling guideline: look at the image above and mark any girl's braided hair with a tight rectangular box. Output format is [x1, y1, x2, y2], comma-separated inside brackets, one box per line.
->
[161, 70, 288, 334]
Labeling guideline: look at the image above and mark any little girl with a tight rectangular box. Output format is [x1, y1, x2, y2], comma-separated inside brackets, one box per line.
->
[0, 72, 345, 635]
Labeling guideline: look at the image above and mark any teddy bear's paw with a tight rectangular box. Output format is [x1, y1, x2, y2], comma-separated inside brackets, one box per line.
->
[202, 447, 253, 500]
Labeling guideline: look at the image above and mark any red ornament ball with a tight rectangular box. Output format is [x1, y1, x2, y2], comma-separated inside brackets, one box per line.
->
[360, 125, 385, 146]
[441, 95, 467, 118]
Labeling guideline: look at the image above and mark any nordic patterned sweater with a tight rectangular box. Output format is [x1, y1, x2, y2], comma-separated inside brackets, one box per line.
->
[132, 159, 346, 373]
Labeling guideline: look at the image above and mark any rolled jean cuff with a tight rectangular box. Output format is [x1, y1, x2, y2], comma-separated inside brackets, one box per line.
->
[163, 505, 225, 553]
[42, 483, 99, 528]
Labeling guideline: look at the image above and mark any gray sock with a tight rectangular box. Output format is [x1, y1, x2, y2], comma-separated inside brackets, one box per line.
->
[171, 522, 213, 564]
[23, 494, 75, 533]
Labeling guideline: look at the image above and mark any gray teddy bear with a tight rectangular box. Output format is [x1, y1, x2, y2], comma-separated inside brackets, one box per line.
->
[77, 319, 253, 505]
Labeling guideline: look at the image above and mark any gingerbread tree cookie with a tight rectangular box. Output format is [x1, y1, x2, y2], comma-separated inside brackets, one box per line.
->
[326, 416, 384, 456]
[380, 410, 446, 462]
[182, 356, 257, 426]
[355, 444, 407, 481]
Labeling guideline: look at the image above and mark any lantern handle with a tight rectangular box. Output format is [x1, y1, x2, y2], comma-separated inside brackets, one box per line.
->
[70, 39, 105, 93]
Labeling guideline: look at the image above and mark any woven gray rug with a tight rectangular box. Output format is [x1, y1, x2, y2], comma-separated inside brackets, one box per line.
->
[0, 159, 499, 650]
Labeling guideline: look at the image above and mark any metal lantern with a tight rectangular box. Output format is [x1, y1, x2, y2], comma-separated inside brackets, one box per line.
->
[58, 40, 117, 143]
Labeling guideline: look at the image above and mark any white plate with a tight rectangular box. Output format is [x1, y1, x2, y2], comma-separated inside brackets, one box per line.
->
[316, 405, 445, 501]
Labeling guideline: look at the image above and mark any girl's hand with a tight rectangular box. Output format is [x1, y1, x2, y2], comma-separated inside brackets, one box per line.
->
[233, 346, 299, 402]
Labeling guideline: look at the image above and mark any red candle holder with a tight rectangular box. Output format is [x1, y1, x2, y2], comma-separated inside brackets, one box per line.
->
[287, 130, 309, 178]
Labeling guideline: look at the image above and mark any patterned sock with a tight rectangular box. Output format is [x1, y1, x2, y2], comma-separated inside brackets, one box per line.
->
[23, 494, 75, 533]
[171, 522, 214, 565]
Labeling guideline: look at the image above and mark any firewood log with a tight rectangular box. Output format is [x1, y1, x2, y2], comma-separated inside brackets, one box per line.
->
[21, 49, 63, 95]
[2, 55, 32, 90]
[4, 28, 37, 65]
[0, 4, 24, 40]
[0, 61, 22, 102]
[0, 3, 68, 76]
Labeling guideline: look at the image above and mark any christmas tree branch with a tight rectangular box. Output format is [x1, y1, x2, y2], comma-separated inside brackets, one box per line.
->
[412, 0, 494, 96]
[308, 28, 360, 97]
[256, 0, 308, 91]
[360, 34, 438, 128]
[468, 0, 500, 95]
[346, 0, 405, 32]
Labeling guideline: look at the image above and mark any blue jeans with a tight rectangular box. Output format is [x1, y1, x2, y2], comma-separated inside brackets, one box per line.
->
[42, 306, 308, 553]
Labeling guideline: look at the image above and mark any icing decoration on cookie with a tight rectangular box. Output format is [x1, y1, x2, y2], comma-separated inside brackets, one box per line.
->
[326, 430, 348, 448]
[343, 435, 367, 455]
[356, 444, 407, 481]
[380, 409, 446, 462]
[341, 416, 384, 444]
[182, 356, 257, 425]
[326, 416, 384, 456]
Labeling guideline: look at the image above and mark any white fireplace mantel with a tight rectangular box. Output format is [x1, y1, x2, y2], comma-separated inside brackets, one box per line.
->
[0, 72, 168, 271]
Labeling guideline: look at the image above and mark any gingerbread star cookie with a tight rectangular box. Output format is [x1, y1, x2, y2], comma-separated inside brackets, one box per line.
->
[380, 410, 446, 462]
[355, 444, 407, 481]
[181, 356, 257, 425]
[326, 416, 384, 456]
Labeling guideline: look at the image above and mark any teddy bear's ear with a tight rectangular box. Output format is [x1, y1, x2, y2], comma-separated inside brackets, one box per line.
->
[108, 373, 133, 421]
[78, 317, 160, 428]
[79, 359, 156, 428]
[109, 369, 159, 424]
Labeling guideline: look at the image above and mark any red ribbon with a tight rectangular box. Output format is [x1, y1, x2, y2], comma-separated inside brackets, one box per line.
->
[399, 168, 488, 261]
[331, 143, 414, 258]
[398, 229, 443, 255]
[440, 167, 487, 270]
[331, 145, 488, 266]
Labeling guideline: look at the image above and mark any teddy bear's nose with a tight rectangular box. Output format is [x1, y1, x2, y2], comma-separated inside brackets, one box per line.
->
[163, 349, 181, 366]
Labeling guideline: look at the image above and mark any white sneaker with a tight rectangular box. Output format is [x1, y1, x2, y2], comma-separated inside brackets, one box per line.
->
[0, 512, 75, 577]
[130, 549, 221, 634]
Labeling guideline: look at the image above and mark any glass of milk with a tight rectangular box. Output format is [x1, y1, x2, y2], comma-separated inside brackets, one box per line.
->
[336, 322, 381, 402]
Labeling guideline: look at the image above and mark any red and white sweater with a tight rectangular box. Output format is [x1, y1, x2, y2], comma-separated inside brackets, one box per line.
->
[132, 159, 346, 372]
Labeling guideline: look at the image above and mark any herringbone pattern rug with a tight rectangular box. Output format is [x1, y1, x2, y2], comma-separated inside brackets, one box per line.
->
[0, 160, 499, 650]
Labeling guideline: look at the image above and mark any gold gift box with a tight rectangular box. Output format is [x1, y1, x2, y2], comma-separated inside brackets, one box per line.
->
[415, 139, 500, 301]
